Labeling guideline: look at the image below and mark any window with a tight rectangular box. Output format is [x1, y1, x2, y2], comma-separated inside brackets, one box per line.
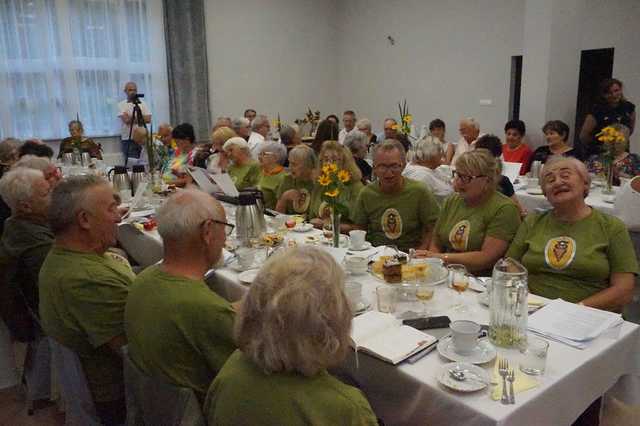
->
[0, 0, 169, 140]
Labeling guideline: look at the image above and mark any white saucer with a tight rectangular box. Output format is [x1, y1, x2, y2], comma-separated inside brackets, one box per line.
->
[321, 236, 350, 248]
[352, 300, 371, 316]
[438, 362, 489, 392]
[437, 336, 496, 364]
[526, 188, 544, 195]
[348, 241, 373, 251]
[291, 223, 314, 232]
[238, 269, 259, 284]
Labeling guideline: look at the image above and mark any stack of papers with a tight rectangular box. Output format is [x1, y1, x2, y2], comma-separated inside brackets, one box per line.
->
[528, 299, 623, 349]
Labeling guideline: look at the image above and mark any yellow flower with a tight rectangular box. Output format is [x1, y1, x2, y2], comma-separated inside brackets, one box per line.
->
[325, 188, 340, 198]
[317, 174, 331, 186]
[321, 164, 332, 175]
[403, 114, 413, 124]
[337, 169, 351, 183]
[391, 123, 399, 131]
[616, 135, 626, 143]
[326, 162, 338, 173]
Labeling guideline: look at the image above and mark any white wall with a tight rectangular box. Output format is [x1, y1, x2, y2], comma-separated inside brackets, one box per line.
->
[205, 0, 340, 125]
[336, 0, 525, 139]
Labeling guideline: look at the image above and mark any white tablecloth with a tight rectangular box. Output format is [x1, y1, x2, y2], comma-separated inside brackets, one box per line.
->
[117, 215, 640, 426]
[516, 185, 615, 216]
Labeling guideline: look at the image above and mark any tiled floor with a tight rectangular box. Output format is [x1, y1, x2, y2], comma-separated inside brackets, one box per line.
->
[0, 386, 64, 426]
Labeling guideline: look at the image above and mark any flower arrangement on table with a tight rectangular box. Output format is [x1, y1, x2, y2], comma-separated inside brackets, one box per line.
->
[395, 99, 413, 137]
[294, 108, 321, 137]
[317, 162, 351, 247]
[595, 125, 626, 192]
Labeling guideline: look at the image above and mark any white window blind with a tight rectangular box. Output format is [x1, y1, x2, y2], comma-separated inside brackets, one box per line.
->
[0, 0, 169, 140]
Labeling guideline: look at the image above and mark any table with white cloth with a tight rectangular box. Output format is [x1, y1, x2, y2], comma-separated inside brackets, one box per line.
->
[117, 205, 640, 426]
[515, 184, 615, 216]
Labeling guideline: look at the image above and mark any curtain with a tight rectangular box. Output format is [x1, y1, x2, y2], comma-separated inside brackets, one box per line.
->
[162, 0, 211, 142]
[0, 0, 169, 140]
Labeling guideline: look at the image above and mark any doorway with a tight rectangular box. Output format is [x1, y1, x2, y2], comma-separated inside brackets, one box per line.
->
[573, 48, 614, 155]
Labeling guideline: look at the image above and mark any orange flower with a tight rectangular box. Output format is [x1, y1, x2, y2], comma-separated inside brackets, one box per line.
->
[325, 188, 339, 198]
[337, 169, 351, 183]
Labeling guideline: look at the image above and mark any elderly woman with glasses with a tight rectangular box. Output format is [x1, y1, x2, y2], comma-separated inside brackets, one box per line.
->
[257, 141, 288, 210]
[309, 140, 364, 230]
[275, 145, 318, 215]
[417, 149, 521, 274]
[58, 120, 102, 160]
[204, 246, 378, 426]
[223, 137, 261, 191]
[506, 156, 638, 311]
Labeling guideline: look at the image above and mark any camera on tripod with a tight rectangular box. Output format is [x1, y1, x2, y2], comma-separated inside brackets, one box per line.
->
[131, 93, 145, 105]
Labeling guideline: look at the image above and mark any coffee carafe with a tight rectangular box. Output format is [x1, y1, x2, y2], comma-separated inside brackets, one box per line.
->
[108, 166, 131, 194]
[235, 191, 266, 245]
[131, 165, 147, 196]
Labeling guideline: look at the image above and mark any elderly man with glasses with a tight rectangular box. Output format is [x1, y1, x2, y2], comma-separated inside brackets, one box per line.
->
[348, 140, 440, 252]
[125, 189, 236, 402]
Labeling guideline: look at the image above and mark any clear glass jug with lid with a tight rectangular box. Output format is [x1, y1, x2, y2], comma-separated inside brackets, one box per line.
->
[489, 257, 528, 348]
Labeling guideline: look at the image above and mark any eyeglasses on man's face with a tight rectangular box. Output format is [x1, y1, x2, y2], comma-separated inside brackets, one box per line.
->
[202, 218, 235, 236]
[374, 163, 403, 173]
[452, 170, 486, 185]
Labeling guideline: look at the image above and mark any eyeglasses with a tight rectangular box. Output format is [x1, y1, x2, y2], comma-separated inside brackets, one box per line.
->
[202, 219, 235, 236]
[374, 163, 403, 173]
[452, 170, 486, 184]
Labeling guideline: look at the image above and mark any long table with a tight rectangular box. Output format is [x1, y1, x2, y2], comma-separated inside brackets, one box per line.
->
[117, 206, 640, 426]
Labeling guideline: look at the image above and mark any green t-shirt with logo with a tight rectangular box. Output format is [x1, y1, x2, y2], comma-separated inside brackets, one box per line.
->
[39, 246, 134, 402]
[352, 178, 440, 251]
[275, 175, 316, 216]
[434, 191, 521, 255]
[309, 180, 365, 223]
[506, 209, 639, 303]
[125, 266, 236, 401]
[204, 350, 378, 426]
[258, 170, 288, 210]
[229, 160, 261, 190]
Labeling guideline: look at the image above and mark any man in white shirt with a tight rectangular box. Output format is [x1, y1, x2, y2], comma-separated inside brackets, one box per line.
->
[402, 136, 453, 201]
[247, 115, 270, 158]
[451, 118, 482, 165]
[117, 81, 152, 159]
[338, 110, 356, 144]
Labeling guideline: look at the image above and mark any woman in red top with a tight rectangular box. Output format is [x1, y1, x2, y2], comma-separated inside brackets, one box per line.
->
[502, 120, 532, 175]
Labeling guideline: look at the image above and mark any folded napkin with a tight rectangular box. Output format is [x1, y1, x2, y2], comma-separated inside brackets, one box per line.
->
[490, 356, 539, 400]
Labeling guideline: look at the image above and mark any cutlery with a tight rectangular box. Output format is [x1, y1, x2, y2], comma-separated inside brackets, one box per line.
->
[507, 369, 516, 404]
[498, 359, 509, 405]
[448, 369, 493, 385]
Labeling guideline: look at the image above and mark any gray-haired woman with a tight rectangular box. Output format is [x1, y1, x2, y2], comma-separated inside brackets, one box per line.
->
[344, 130, 372, 182]
[204, 246, 378, 426]
[257, 141, 288, 210]
[403, 136, 453, 201]
[275, 145, 318, 215]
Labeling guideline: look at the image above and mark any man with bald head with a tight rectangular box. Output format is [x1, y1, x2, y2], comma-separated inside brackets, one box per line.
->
[452, 118, 483, 164]
[125, 189, 236, 402]
[117, 81, 152, 159]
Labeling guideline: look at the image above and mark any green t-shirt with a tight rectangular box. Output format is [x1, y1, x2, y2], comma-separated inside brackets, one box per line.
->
[309, 180, 364, 223]
[125, 266, 236, 401]
[506, 209, 639, 303]
[229, 161, 261, 190]
[39, 246, 134, 402]
[275, 174, 316, 216]
[434, 191, 521, 253]
[352, 178, 440, 251]
[258, 170, 287, 210]
[204, 350, 378, 426]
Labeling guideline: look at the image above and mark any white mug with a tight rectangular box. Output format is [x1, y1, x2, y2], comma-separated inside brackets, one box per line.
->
[345, 255, 368, 275]
[349, 230, 367, 249]
[450, 320, 480, 355]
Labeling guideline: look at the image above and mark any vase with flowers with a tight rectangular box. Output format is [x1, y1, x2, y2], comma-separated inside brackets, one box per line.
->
[317, 162, 351, 247]
[595, 126, 626, 194]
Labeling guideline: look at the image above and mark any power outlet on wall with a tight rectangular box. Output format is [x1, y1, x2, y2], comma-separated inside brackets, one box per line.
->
[479, 99, 493, 106]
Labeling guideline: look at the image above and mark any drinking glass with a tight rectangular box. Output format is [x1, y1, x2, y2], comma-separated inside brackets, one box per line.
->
[415, 283, 435, 316]
[448, 264, 469, 312]
[519, 334, 549, 375]
[376, 286, 397, 314]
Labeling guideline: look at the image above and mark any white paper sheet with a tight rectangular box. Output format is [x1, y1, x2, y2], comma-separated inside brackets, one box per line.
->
[503, 162, 522, 184]
[188, 167, 221, 195]
[210, 172, 239, 197]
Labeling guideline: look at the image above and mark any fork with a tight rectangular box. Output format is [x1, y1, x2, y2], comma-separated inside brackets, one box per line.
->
[507, 369, 516, 404]
[498, 359, 509, 405]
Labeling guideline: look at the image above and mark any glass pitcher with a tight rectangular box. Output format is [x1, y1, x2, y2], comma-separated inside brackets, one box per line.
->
[489, 257, 528, 348]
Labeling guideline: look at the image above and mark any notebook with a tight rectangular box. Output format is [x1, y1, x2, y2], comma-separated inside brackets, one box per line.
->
[351, 311, 437, 364]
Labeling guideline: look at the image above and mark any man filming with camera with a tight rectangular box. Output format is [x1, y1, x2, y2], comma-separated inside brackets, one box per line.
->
[117, 81, 152, 159]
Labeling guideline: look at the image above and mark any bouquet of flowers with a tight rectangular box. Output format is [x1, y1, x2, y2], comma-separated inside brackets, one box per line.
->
[317, 162, 351, 247]
[396, 99, 413, 136]
[595, 125, 626, 191]
[294, 108, 321, 137]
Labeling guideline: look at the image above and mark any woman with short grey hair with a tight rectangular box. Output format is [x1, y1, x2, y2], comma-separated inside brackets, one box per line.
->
[204, 246, 378, 426]
[403, 137, 453, 200]
[276, 145, 318, 215]
[344, 130, 371, 182]
[13, 155, 61, 187]
[223, 137, 260, 190]
[257, 141, 288, 209]
[356, 118, 377, 146]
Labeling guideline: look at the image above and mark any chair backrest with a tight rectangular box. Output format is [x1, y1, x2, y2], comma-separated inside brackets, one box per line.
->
[122, 347, 205, 426]
[48, 338, 102, 426]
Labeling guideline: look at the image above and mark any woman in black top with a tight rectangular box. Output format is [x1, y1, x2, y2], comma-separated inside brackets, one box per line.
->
[529, 120, 583, 170]
[579, 78, 635, 156]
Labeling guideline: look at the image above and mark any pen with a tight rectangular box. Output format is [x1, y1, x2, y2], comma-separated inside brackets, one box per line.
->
[407, 342, 438, 364]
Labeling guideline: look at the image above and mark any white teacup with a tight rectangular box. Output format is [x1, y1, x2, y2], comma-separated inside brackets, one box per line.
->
[450, 320, 481, 355]
[344, 281, 363, 309]
[349, 230, 367, 249]
[345, 255, 368, 275]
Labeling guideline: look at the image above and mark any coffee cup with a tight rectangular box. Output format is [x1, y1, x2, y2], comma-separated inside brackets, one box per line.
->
[344, 281, 362, 309]
[450, 320, 480, 355]
[349, 230, 367, 249]
[345, 255, 368, 275]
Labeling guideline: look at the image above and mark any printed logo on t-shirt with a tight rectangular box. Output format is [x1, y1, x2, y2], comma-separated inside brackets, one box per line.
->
[293, 188, 311, 214]
[544, 236, 576, 270]
[449, 220, 470, 251]
[381, 208, 403, 240]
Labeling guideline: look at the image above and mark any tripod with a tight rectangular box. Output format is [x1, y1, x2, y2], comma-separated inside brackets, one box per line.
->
[124, 97, 148, 167]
